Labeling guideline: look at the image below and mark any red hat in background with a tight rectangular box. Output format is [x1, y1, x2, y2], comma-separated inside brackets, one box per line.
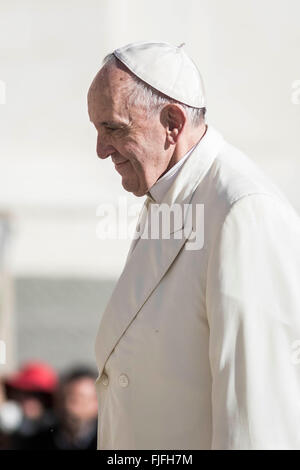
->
[5, 361, 58, 393]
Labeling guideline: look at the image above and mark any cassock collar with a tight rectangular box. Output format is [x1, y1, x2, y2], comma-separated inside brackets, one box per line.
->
[147, 143, 197, 204]
[147, 125, 209, 204]
[146, 125, 224, 207]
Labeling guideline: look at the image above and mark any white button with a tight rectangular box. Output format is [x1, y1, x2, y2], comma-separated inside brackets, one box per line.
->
[118, 374, 129, 387]
[100, 373, 109, 386]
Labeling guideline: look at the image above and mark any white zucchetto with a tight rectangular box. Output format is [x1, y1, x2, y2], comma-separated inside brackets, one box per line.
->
[113, 41, 206, 108]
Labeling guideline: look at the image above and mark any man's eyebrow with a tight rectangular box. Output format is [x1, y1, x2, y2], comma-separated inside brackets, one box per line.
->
[98, 120, 128, 128]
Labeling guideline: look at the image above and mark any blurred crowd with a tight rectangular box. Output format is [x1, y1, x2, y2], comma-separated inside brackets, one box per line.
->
[0, 361, 98, 450]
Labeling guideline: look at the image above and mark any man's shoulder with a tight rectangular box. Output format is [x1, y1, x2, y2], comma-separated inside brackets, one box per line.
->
[188, 135, 300, 243]
[193, 137, 290, 214]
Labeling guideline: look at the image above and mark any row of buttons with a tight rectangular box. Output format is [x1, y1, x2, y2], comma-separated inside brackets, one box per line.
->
[100, 373, 129, 388]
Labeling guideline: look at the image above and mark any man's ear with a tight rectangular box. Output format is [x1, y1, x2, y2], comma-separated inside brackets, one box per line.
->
[161, 104, 186, 144]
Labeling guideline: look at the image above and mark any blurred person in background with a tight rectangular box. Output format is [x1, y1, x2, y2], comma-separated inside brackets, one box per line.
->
[1, 361, 57, 449]
[28, 366, 98, 450]
[0, 378, 22, 449]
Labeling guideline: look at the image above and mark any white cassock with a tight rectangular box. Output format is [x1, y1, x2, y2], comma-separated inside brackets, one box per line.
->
[95, 125, 300, 450]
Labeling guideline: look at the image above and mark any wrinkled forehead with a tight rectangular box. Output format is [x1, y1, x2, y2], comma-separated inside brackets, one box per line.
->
[88, 65, 133, 121]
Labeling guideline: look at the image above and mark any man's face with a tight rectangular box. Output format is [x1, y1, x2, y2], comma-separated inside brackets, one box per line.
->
[88, 65, 172, 197]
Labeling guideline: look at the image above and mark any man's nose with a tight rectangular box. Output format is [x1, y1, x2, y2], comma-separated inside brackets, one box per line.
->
[96, 133, 115, 159]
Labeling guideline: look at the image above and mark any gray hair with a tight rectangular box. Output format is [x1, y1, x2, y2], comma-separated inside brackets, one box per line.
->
[102, 53, 206, 127]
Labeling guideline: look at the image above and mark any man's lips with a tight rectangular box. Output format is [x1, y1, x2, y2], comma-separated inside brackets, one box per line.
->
[113, 159, 130, 168]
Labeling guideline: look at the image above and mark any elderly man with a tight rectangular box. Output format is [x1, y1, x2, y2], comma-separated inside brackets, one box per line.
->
[88, 41, 300, 450]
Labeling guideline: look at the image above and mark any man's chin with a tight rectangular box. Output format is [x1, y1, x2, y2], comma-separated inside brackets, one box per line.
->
[121, 180, 147, 197]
